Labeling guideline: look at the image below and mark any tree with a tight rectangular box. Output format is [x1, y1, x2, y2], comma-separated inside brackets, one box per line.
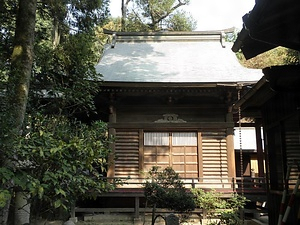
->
[0, 1, 37, 224]
[5, 0, 36, 144]
[120, 0, 196, 31]
[1, 115, 115, 223]
[143, 167, 195, 225]
[0, 0, 111, 224]
[165, 10, 196, 31]
[121, 0, 131, 31]
[19, 115, 113, 221]
[236, 46, 299, 69]
[31, 31, 103, 116]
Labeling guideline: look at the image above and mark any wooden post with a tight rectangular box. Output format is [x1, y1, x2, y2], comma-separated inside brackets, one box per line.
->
[255, 120, 264, 177]
[107, 104, 116, 178]
[134, 197, 140, 219]
[198, 131, 203, 178]
[139, 129, 144, 177]
[226, 110, 236, 178]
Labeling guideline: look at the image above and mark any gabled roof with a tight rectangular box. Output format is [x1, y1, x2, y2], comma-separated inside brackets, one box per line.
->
[96, 29, 262, 84]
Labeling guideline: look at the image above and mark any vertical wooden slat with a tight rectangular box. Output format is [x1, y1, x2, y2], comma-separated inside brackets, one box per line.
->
[184, 146, 187, 178]
[134, 197, 139, 218]
[107, 105, 116, 177]
[255, 121, 265, 177]
[139, 129, 143, 177]
[226, 127, 235, 178]
[198, 131, 203, 178]
[169, 132, 172, 167]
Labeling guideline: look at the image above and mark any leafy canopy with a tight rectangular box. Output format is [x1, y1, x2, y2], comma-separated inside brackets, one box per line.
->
[236, 46, 299, 69]
[123, 0, 196, 31]
[1, 114, 114, 218]
[0, 0, 112, 220]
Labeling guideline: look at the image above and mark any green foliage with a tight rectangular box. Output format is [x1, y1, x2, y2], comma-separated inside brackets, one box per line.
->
[0, 0, 17, 81]
[0, 167, 14, 209]
[237, 46, 299, 69]
[2, 114, 114, 219]
[144, 166, 195, 213]
[124, 0, 196, 31]
[125, 13, 153, 32]
[31, 31, 102, 115]
[0, 0, 109, 81]
[166, 10, 197, 31]
[219, 194, 249, 225]
[0, 190, 11, 209]
[36, 0, 110, 33]
[191, 188, 249, 225]
[0, 1, 111, 222]
[192, 189, 227, 212]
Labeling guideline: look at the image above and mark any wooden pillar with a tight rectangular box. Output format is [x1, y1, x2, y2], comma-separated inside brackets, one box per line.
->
[107, 104, 116, 178]
[134, 196, 140, 219]
[226, 109, 236, 178]
[198, 132, 203, 178]
[139, 129, 144, 177]
[226, 127, 236, 178]
[255, 120, 264, 177]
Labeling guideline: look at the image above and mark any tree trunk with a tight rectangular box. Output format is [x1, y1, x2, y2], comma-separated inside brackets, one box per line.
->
[7, 0, 37, 130]
[14, 192, 30, 225]
[121, 0, 130, 31]
[1, 0, 37, 225]
[0, 198, 11, 225]
[151, 204, 156, 225]
[52, 18, 61, 48]
[121, 0, 126, 31]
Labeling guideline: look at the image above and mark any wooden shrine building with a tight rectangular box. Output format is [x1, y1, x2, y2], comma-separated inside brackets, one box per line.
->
[77, 28, 264, 220]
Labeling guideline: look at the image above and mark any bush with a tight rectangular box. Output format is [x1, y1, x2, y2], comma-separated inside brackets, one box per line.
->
[144, 167, 195, 224]
[191, 188, 248, 225]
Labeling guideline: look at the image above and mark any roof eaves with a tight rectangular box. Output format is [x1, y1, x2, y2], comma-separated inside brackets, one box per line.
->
[103, 28, 235, 44]
[232, 76, 268, 111]
[100, 81, 253, 88]
[103, 27, 235, 36]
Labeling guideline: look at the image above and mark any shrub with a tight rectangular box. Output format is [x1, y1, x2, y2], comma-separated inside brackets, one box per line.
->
[191, 188, 248, 225]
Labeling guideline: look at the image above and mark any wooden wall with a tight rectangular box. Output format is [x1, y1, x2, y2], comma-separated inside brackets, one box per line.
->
[105, 88, 236, 182]
[261, 91, 300, 225]
[112, 129, 230, 181]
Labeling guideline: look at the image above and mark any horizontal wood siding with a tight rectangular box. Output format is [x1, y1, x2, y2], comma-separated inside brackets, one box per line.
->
[284, 116, 300, 188]
[202, 131, 228, 177]
[115, 130, 140, 178]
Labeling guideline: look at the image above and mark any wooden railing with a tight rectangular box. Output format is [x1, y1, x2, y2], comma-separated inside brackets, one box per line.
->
[103, 176, 267, 195]
[75, 177, 267, 217]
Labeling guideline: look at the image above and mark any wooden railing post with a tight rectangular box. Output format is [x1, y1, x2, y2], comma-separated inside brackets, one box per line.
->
[232, 177, 236, 192]
[192, 178, 195, 188]
[134, 196, 140, 219]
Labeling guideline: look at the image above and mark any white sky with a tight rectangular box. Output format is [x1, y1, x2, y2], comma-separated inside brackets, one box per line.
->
[109, 0, 255, 31]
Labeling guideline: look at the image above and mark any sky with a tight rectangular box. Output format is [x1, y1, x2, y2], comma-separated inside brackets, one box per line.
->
[109, 0, 256, 31]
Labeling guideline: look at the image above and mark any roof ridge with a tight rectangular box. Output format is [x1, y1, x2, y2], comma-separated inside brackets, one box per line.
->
[104, 28, 236, 45]
[103, 27, 236, 36]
